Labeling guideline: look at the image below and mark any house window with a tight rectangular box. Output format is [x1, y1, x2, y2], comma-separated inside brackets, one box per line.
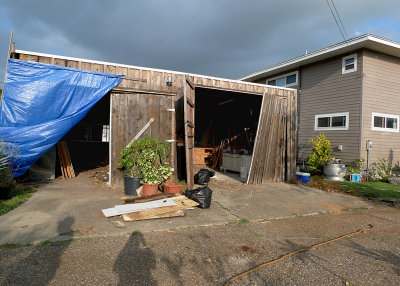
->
[267, 71, 298, 87]
[342, 54, 357, 74]
[315, 112, 349, 131]
[371, 112, 399, 132]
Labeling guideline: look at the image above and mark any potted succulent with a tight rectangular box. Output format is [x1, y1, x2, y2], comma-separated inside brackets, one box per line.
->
[118, 141, 143, 196]
[139, 138, 172, 196]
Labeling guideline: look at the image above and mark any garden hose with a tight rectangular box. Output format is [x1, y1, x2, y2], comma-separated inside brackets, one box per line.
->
[225, 224, 374, 286]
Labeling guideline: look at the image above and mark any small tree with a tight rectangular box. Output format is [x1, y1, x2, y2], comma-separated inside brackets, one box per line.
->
[307, 133, 332, 174]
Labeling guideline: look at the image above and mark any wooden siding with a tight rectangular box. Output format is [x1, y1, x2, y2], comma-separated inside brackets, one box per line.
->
[16, 51, 297, 184]
[248, 88, 296, 184]
[361, 49, 400, 164]
[110, 92, 175, 184]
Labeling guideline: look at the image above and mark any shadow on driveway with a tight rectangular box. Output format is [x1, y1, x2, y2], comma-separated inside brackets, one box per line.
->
[114, 232, 156, 286]
[1, 216, 74, 286]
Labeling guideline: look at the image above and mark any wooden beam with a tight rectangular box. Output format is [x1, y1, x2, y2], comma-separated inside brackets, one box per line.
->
[112, 87, 177, 96]
[122, 196, 199, 221]
[122, 209, 185, 221]
[1, 30, 13, 105]
[185, 75, 195, 89]
[121, 76, 147, 82]
[121, 193, 176, 203]
[126, 118, 154, 147]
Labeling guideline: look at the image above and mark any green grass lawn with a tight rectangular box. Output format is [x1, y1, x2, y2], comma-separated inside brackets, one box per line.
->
[307, 176, 400, 202]
[0, 187, 37, 216]
[340, 181, 400, 200]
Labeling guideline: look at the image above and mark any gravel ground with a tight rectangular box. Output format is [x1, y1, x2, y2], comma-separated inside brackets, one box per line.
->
[0, 206, 399, 286]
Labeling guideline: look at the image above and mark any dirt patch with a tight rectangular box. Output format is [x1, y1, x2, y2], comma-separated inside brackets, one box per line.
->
[239, 245, 257, 253]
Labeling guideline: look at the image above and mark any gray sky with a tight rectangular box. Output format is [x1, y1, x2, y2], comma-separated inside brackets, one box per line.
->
[1, 0, 400, 83]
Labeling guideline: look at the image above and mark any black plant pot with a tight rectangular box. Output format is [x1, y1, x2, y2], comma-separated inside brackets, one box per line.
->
[123, 176, 142, 196]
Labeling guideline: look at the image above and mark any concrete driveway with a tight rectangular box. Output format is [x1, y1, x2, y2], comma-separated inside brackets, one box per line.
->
[0, 171, 372, 244]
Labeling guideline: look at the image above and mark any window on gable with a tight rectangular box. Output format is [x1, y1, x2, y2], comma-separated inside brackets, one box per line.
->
[372, 112, 399, 132]
[266, 71, 298, 87]
[315, 112, 349, 131]
[342, 54, 357, 74]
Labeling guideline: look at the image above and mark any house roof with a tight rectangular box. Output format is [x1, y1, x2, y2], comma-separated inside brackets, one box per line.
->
[240, 34, 400, 82]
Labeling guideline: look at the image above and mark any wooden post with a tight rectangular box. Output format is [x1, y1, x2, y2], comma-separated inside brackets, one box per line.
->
[1, 30, 13, 105]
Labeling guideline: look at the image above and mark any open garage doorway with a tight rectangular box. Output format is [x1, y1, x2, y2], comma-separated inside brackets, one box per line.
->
[58, 93, 111, 178]
[176, 86, 263, 185]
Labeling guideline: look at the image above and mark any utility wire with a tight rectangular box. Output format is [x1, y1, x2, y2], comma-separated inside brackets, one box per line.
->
[330, 0, 348, 40]
[324, 0, 347, 41]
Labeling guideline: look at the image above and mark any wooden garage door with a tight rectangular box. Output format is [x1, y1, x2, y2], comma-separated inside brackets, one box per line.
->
[110, 92, 175, 185]
[183, 76, 196, 189]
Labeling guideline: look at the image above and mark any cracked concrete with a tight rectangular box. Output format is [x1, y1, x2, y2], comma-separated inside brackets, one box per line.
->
[0, 171, 372, 244]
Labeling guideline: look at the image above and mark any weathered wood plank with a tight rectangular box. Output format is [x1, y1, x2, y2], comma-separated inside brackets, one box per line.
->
[122, 209, 185, 221]
[121, 193, 177, 203]
[122, 197, 199, 221]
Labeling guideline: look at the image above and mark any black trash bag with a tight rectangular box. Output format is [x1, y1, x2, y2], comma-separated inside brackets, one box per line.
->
[185, 187, 213, 209]
[194, 168, 215, 185]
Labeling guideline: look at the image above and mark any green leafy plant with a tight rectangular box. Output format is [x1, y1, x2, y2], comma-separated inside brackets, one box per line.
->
[307, 133, 333, 174]
[118, 141, 142, 177]
[370, 158, 392, 182]
[174, 179, 186, 185]
[119, 137, 172, 185]
[346, 158, 365, 175]
[138, 137, 172, 185]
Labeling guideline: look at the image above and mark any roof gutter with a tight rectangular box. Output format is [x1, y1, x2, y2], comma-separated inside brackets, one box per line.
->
[240, 34, 400, 82]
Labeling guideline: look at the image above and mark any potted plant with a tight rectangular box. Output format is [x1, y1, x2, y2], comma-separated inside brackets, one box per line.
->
[118, 141, 143, 196]
[163, 180, 186, 194]
[139, 138, 172, 196]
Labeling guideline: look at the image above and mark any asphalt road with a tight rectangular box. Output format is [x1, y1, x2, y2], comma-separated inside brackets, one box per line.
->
[1, 206, 399, 286]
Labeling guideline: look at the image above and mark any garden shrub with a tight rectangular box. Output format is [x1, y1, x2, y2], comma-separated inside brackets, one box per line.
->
[0, 140, 19, 199]
[346, 158, 365, 175]
[370, 158, 392, 182]
[307, 133, 333, 174]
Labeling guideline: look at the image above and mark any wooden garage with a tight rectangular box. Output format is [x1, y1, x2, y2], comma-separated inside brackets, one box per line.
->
[11, 48, 297, 188]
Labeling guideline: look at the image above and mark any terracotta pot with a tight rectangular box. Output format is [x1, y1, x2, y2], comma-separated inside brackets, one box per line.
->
[142, 183, 159, 196]
[163, 182, 186, 194]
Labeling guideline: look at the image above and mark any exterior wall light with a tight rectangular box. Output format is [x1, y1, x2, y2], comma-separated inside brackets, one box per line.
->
[166, 76, 173, 87]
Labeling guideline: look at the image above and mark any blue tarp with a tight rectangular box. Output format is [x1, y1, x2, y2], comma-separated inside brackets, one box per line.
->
[0, 59, 122, 177]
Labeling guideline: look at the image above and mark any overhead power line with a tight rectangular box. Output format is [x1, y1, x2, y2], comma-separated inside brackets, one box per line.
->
[330, 0, 348, 39]
[324, 0, 348, 41]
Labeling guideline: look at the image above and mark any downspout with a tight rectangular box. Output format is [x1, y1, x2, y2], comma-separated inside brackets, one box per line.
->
[297, 66, 302, 165]
[359, 50, 364, 164]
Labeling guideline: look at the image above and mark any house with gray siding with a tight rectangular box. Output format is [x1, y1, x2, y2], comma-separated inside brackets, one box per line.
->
[241, 34, 400, 166]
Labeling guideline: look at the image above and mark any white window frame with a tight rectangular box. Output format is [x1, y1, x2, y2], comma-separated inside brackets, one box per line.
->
[314, 112, 349, 131]
[266, 71, 298, 87]
[371, 112, 399, 133]
[342, 54, 357, 74]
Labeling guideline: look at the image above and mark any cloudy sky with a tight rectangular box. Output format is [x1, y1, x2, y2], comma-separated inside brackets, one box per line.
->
[1, 0, 400, 84]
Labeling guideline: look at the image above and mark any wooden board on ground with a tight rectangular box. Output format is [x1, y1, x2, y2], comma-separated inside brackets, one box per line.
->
[122, 210, 185, 221]
[121, 193, 177, 203]
[122, 197, 199, 221]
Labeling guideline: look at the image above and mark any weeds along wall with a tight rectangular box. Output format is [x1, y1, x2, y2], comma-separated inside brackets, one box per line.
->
[12, 50, 297, 186]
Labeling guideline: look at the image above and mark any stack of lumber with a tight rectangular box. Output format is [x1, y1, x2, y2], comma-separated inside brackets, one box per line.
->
[57, 141, 75, 179]
[102, 194, 199, 222]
